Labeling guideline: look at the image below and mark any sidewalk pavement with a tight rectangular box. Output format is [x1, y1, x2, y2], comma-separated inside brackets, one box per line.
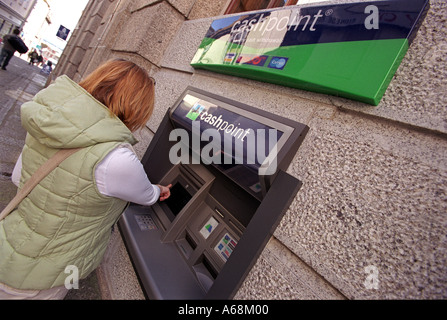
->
[0, 55, 102, 300]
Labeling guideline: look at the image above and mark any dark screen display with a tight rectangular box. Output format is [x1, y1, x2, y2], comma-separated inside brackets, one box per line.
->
[164, 183, 192, 217]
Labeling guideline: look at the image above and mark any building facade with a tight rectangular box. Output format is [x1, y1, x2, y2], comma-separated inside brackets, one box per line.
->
[0, 0, 37, 36]
[52, 0, 447, 299]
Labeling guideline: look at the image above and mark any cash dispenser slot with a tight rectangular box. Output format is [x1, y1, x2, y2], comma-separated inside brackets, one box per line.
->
[118, 87, 309, 299]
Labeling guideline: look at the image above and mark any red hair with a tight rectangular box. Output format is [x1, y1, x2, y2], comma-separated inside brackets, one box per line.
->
[79, 59, 155, 132]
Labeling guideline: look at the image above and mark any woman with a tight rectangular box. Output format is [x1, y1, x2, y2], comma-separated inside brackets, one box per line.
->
[0, 59, 171, 299]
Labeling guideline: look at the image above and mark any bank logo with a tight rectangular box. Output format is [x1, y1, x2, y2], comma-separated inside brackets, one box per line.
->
[224, 53, 235, 63]
[243, 55, 268, 67]
[186, 102, 206, 121]
[268, 56, 288, 70]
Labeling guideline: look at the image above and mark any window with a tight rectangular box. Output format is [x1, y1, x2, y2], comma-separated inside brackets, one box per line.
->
[225, 0, 332, 14]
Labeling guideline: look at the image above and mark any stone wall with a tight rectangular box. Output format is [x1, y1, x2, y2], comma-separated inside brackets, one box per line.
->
[55, 0, 447, 299]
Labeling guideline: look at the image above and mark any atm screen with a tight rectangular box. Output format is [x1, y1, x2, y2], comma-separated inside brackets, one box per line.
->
[169, 88, 297, 200]
[164, 182, 192, 217]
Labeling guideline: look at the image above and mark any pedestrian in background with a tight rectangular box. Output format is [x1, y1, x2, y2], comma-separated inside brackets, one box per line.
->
[40, 60, 52, 75]
[28, 49, 38, 65]
[37, 53, 43, 66]
[0, 59, 171, 299]
[0, 28, 22, 70]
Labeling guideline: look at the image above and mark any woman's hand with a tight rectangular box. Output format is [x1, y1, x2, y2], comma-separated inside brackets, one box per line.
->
[157, 184, 172, 201]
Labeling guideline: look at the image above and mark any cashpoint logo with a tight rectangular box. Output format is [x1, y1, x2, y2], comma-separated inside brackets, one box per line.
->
[230, 9, 325, 43]
[186, 103, 252, 142]
[229, 6, 380, 43]
[170, 102, 279, 175]
[185, 103, 204, 121]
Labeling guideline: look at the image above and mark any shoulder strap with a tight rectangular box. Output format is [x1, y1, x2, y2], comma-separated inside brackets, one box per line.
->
[0, 148, 82, 221]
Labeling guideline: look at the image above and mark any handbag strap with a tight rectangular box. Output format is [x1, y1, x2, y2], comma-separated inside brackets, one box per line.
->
[0, 148, 82, 221]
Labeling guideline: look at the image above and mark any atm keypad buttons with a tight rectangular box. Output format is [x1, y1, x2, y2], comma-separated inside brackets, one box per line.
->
[135, 214, 158, 231]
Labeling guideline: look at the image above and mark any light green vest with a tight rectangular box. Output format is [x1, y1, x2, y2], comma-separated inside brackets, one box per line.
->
[0, 76, 138, 290]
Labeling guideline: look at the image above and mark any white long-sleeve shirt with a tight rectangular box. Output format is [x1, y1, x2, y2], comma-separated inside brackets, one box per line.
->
[12, 147, 161, 206]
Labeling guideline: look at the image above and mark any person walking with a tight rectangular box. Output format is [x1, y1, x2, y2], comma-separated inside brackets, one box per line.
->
[40, 60, 53, 75]
[0, 59, 171, 299]
[0, 28, 23, 70]
[28, 49, 38, 65]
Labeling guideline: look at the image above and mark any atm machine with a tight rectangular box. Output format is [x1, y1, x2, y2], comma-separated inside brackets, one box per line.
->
[118, 87, 309, 299]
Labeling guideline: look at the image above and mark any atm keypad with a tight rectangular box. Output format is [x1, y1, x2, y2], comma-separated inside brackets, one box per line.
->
[135, 214, 158, 231]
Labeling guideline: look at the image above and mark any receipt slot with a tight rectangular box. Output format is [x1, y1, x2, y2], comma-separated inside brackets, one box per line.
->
[118, 87, 308, 299]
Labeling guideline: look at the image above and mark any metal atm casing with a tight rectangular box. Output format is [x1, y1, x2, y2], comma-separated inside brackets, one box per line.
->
[118, 87, 309, 299]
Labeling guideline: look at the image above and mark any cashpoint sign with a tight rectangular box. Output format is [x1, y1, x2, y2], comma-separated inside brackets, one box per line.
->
[190, 0, 429, 105]
[119, 88, 309, 299]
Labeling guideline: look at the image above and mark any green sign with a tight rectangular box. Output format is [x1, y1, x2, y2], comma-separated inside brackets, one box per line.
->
[191, 0, 429, 105]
